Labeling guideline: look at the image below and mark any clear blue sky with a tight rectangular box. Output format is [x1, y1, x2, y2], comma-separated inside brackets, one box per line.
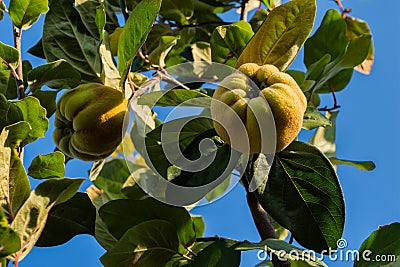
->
[1, 0, 399, 266]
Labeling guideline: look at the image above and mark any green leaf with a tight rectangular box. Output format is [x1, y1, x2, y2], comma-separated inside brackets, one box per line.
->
[100, 219, 179, 267]
[345, 16, 374, 74]
[235, 239, 327, 267]
[0, 70, 18, 100]
[142, 117, 241, 188]
[27, 38, 45, 59]
[13, 96, 49, 145]
[304, 9, 348, 68]
[249, 9, 269, 32]
[99, 32, 121, 89]
[31, 89, 57, 118]
[42, 0, 101, 82]
[160, 0, 194, 25]
[118, 0, 162, 85]
[187, 239, 241, 267]
[0, 94, 23, 131]
[0, 122, 31, 219]
[0, 41, 20, 69]
[302, 106, 332, 130]
[148, 36, 180, 68]
[191, 41, 212, 62]
[137, 89, 211, 107]
[27, 152, 65, 179]
[256, 141, 345, 253]
[86, 185, 118, 250]
[99, 197, 196, 246]
[93, 158, 141, 200]
[36, 192, 96, 247]
[192, 215, 205, 238]
[354, 223, 400, 267]
[310, 34, 371, 93]
[28, 60, 81, 91]
[205, 176, 231, 202]
[10, 178, 84, 261]
[329, 157, 376, 171]
[0, 209, 20, 257]
[75, 0, 102, 39]
[309, 111, 338, 158]
[235, 0, 316, 70]
[211, 21, 254, 67]
[9, 0, 49, 30]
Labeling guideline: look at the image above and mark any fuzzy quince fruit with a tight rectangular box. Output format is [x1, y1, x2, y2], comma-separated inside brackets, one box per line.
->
[211, 63, 306, 153]
[53, 83, 128, 161]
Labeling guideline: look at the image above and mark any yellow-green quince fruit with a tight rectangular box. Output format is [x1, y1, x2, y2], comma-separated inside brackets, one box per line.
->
[53, 83, 128, 161]
[211, 63, 307, 153]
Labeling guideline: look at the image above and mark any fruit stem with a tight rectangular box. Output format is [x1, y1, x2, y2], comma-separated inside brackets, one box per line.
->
[242, 158, 291, 267]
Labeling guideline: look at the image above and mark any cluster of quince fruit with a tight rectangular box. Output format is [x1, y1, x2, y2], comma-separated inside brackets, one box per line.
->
[211, 63, 306, 153]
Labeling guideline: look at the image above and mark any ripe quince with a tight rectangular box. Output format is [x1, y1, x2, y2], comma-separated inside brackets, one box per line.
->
[211, 63, 307, 153]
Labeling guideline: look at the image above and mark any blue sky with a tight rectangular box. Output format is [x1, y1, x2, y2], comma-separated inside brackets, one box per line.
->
[1, 0, 399, 266]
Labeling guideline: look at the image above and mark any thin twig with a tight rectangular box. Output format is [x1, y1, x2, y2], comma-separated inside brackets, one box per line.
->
[169, 21, 232, 29]
[12, 27, 25, 99]
[318, 84, 341, 111]
[334, 0, 352, 17]
[240, 0, 250, 21]
[195, 236, 239, 243]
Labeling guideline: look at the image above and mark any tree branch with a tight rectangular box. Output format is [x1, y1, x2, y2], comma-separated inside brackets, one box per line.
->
[242, 160, 291, 267]
[12, 26, 25, 99]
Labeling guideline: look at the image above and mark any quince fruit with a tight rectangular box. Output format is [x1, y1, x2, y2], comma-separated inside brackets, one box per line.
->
[211, 63, 306, 153]
[53, 83, 128, 161]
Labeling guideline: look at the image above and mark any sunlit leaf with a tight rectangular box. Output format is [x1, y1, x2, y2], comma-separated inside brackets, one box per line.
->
[100, 220, 179, 267]
[235, 0, 316, 70]
[9, 0, 48, 30]
[27, 152, 65, 179]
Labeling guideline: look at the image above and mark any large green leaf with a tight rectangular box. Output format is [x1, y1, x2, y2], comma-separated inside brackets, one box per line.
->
[304, 10, 348, 67]
[118, 0, 162, 85]
[142, 117, 240, 187]
[0, 41, 19, 69]
[13, 96, 49, 145]
[137, 89, 211, 107]
[27, 152, 65, 179]
[36, 192, 96, 247]
[235, 0, 316, 70]
[10, 178, 84, 261]
[187, 239, 241, 267]
[42, 0, 102, 82]
[93, 158, 142, 200]
[160, 0, 194, 25]
[99, 197, 196, 245]
[354, 223, 400, 267]
[0, 122, 31, 219]
[256, 141, 345, 253]
[8, 0, 48, 30]
[235, 239, 327, 267]
[100, 219, 180, 267]
[28, 60, 81, 91]
[0, 209, 20, 257]
[211, 21, 254, 67]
